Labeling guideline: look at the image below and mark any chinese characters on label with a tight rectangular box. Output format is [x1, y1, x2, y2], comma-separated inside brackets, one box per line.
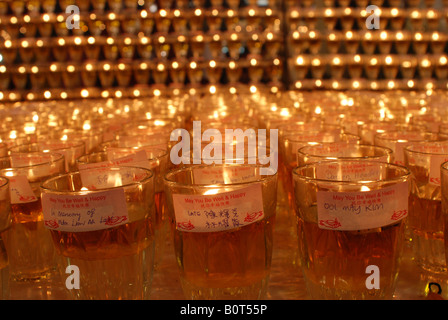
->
[173, 184, 265, 232]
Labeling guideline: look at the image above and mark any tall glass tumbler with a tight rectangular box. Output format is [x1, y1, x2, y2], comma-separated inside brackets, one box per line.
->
[41, 166, 156, 300]
[440, 161, 448, 276]
[281, 131, 360, 224]
[404, 141, 448, 273]
[293, 160, 410, 299]
[0, 152, 65, 281]
[76, 147, 169, 270]
[100, 141, 171, 263]
[164, 164, 277, 300]
[0, 177, 11, 299]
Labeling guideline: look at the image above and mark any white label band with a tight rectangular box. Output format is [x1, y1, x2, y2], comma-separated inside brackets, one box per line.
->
[429, 155, 448, 186]
[316, 181, 409, 231]
[9, 175, 37, 204]
[42, 188, 129, 232]
[172, 184, 265, 233]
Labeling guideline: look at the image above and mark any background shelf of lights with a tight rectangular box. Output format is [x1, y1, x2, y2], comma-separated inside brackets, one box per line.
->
[285, 1, 448, 91]
[0, 0, 285, 102]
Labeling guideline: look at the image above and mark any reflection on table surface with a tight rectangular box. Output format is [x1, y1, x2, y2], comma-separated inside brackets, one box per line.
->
[8, 206, 446, 300]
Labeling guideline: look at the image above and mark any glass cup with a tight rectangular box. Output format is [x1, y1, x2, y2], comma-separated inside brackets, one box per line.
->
[76, 147, 169, 270]
[43, 128, 104, 155]
[293, 160, 410, 299]
[374, 131, 442, 166]
[404, 141, 448, 273]
[181, 142, 274, 167]
[0, 130, 37, 150]
[9, 141, 86, 172]
[281, 131, 360, 210]
[164, 164, 277, 300]
[40, 166, 156, 300]
[0, 152, 65, 281]
[0, 177, 11, 299]
[297, 143, 393, 166]
[294, 142, 393, 270]
[101, 134, 170, 155]
[441, 161, 448, 277]
[358, 122, 425, 145]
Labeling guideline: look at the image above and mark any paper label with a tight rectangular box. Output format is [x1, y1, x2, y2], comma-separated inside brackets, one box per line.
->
[192, 166, 257, 184]
[78, 166, 147, 190]
[382, 132, 426, 166]
[42, 188, 129, 232]
[420, 144, 448, 186]
[316, 181, 409, 231]
[10, 153, 52, 167]
[106, 148, 137, 161]
[405, 143, 448, 186]
[79, 150, 153, 171]
[316, 161, 385, 181]
[79, 151, 154, 189]
[429, 156, 448, 185]
[8, 175, 38, 204]
[289, 132, 342, 154]
[172, 184, 264, 232]
[394, 143, 409, 166]
[361, 123, 397, 144]
[302, 142, 352, 157]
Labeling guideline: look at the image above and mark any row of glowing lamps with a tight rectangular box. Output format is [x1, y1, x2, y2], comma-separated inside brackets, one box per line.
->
[291, 55, 448, 84]
[0, 30, 441, 58]
[1, 30, 282, 49]
[0, 7, 280, 26]
[1, 56, 282, 73]
[0, 0, 276, 15]
[291, 30, 448, 44]
[288, 7, 448, 21]
[289, 31, 448, 56]
[2, 8, 445, 36]
[0, 8, 282, 41]
[287, 8, 448, 35]
[0, 79, 446, 103]
[4, 6, 443, 27]
[292, 54, 448, 71]
[292, 79, 448, 91]
[8, 54, 443, 81]
[285, 0, 444, 7]
[0, 58, 284, 91]
[0, 33, 281, 65]
[0, 30, 443, 62]
[0, 33, 281, 66]
[0, 83, 283, 102]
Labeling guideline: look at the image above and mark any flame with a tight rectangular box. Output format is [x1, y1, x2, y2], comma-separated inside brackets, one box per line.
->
[204, 188, 220, 195]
